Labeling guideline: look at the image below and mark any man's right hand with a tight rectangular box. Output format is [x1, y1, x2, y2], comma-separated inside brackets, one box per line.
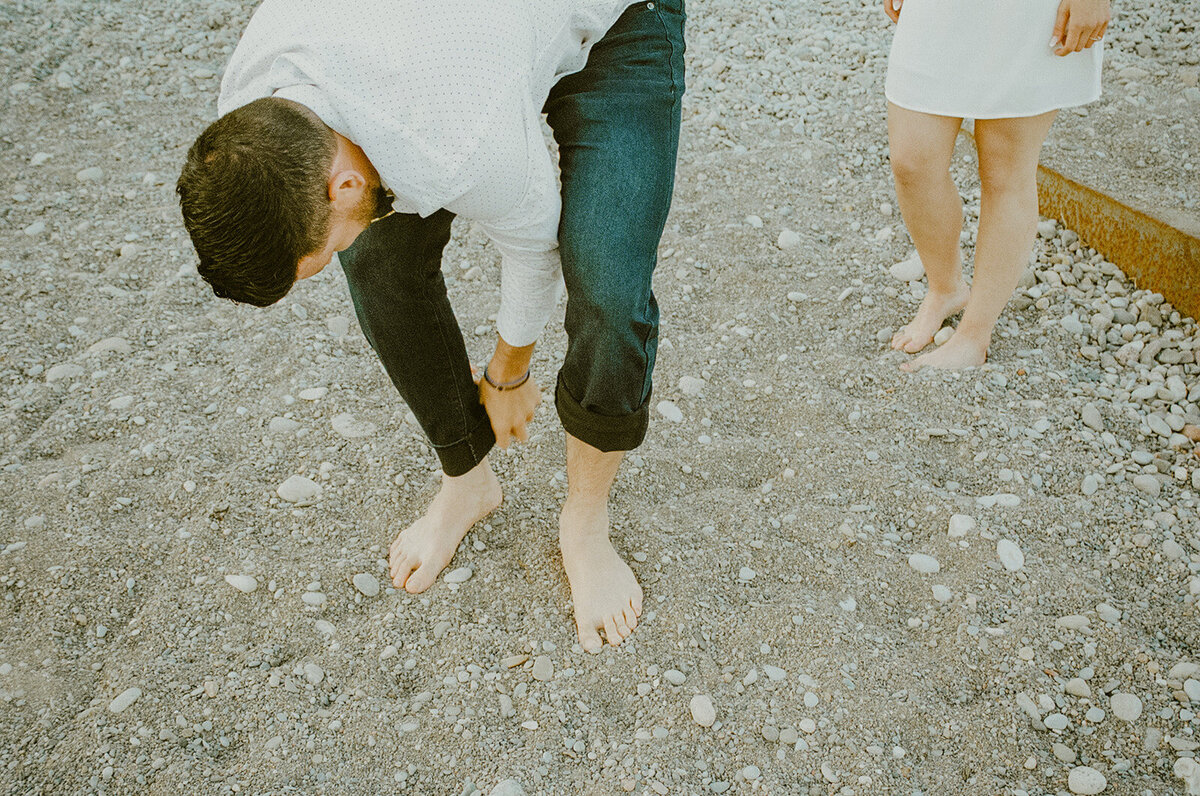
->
[479, 373, 541, 448]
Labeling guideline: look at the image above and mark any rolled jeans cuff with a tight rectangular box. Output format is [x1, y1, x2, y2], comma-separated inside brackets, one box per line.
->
[432, 416, 496, 477]
[555, 373, 650, 453]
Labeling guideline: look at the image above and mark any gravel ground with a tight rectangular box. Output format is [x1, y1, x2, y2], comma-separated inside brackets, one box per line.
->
[2, 1, 1199, 795]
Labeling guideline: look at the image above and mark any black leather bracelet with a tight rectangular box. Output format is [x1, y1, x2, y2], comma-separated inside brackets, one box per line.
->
[483, 365, 530, 391]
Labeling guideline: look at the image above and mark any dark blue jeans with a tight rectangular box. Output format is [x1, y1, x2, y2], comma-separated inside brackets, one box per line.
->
[340, 0, 685, 477]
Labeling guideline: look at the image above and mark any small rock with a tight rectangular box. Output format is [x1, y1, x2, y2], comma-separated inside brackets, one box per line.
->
[1110, 692, 1142, 722]
[301, 592, 327, 606]
[933, 326, 954, 346]
[332, 413, 377, 439]
[656, 400, 683, 423]
[1081, 403, 1105, 431]
[1045, 713, 1069, 731]
[108, 687, 142, 713]
[488, 781, 526, 796]
[777, 229, 801, 250]
[1184, 679, 1200, 703]
[45, 363, 85, 382]
[1061, 314, 1085, 335]
[1053, 743, 1078, 763]
[763, 665, 787, 681]
[1037, 220, 1058, 239]
[445, 567, 473, 584]
[907, 553, 940, 574]
[268, 417, 301, 434]
[1081, 475, 1100, 495]
[888, 253, 924, 282]
[531, 657, 553, 682]
[948, 514, 976, 538]
[224, 575, 257, 593]
[931, 584, 952, 602]
[1132, 474, 1161, 498]
[303, 663, 325, 685]
[678, 376, 705, 396]
[690, 694, 716, 727]
[277, 475, 322, 504]
[352, 573, 379, 597]
[664, 669, 686, 686]
[1067, 765, 1107, 794]
[997, 539, 1025, 571]
[1175, 758, 1200, 795]
[76, 166, 104, 182]
[298, 387, 328, 401]
[23, 220, 45, 236]
[738, 567, 756, 582]
[1065, 678, 1091, 698]
[87, 337, 132, 356]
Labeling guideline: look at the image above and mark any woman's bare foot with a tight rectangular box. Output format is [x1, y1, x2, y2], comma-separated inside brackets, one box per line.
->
[388, 458, 501, 593]
[559, 501, 643, 653]
[900, 330, 988, 372]
[891, 279, 971, 353]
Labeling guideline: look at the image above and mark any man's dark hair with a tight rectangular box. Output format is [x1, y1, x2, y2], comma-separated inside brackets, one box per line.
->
[177, 97, 336, 306]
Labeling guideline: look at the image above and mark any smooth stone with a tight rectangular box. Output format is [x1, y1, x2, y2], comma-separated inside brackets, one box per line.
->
[1065, 678, 1091, 698]
[907, 553, 940, 574]
[656, 400, 683, 423]
[1184, 679, 1200, 703]
[664, 669, 686, 686]
[1062, 315, 1085, 334]
[303, 663, 325, 685]
[1081, 403, 1105, 431]
[1053, 743, 1078, 763]
[302, 592, 327, 606]
[931, 584, 952, 602]
[76, 166, 104, 182]
[108, 396, 135, 410]
[326, 316, 351, 336]
[445, 567, 473, 584]
[738, 567, 756, 582]
[948, 514, 976, 538]
[314, 620, 335, 636]
[298, 387, 328, 401]
[1082, 475, 1100, 495]
[933, 326, 954, 346]
[277, 475, 322, 504]
[1132, 475, 1161, 497]
[997, 539, 1025, 571]
[889, 253, 924, 282]
[1067, 766, 1107, 794]
[86, 337, 132, 356]
[268, 417, 301, 434]
[1111, 692, 1143, 722]
[777, 229, 801, 250]
[690, 695, 716, 727]
[332, 413, 377, 439]
[352, 573, 380, 597]
[488, 781, 526, 796]
[224, 575, 257, 593]
[1174, 758, 1200, 795]
[763, 665, 787, 681]
[1045, 713, 1069, 731]
[678, 376, 705, 396]
[1057, 615, 1091, 631]
[1085, 707, 1106, 723]
[108, 687, 142, 713]
[45, 363, 85, 382]
[531, 657, 553, 682]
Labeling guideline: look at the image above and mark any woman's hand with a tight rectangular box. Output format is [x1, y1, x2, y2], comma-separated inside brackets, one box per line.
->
[884, 0, 902, 24]
[1051, 0, 1111, 55]
[477, 337, 540, 448]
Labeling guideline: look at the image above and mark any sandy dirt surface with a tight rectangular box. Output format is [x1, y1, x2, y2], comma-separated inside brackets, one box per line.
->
[2, 1, 1199, 794]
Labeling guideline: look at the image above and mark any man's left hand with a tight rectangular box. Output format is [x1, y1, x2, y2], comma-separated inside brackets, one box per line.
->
[479, 371, 541, 448]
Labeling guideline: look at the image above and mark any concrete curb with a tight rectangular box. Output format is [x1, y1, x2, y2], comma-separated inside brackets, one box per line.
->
[1035, 164, 1200, 321]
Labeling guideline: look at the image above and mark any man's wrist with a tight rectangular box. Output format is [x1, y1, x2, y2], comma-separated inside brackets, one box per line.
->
[489, 336, 535, 382]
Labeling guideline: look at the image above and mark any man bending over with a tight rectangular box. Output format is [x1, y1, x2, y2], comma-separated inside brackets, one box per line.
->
[176, 0, 685, 652]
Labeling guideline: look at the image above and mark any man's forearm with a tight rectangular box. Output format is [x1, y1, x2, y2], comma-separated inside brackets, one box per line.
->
[488, 336, 535, 383]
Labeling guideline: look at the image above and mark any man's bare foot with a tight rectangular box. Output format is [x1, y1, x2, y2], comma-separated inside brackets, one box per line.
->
[559, 501, 643, 653]
[388, 458, 501, 593]
[891, 279, 971, 353]
[900, 330, 988, 372]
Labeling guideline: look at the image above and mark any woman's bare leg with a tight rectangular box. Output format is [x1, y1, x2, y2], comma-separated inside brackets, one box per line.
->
[887, 103, 971, 354]
[902, 110, 1057, 371]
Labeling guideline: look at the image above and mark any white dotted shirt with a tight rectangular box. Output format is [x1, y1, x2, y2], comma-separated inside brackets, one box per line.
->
[218, 0, 637, 347]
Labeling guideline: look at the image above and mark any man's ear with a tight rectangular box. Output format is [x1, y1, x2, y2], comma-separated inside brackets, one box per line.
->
[327, 169, 367, 209]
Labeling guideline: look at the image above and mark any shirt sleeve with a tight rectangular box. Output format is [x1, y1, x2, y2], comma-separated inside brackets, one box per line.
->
[444, 92, 564, 349]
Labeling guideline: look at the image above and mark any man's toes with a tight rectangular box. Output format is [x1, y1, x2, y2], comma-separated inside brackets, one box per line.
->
[613, 614, 632, 640]
[577, 622, 603, 654]
[603, 616, 624, 647]
[391, 555, 418, 588]
[902, 338, 927, 354]
[623, 606, 639, 631]
[630, 590, 644, 615]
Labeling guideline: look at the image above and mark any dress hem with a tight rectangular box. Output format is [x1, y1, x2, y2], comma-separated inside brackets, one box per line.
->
[885, 92, 1102, 121]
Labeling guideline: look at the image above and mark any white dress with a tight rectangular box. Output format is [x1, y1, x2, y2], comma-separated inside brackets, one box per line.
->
[885, 0, 1103, 119]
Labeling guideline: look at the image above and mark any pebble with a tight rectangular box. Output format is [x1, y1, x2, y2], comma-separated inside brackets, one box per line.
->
[1053, 743, 1078, 763]
[45, 363, 84, 382]
[1045, 713, 1069, 731]
[948, 514, 976, 538]
[224, 575, 257, 593]
[352, 573, 380, 597]
[298, 387, 328, 401]
[1184, 679, 1200, 703]
[277, 475, 322, 504]
[777, 229, 801, 250]
[1065, 678, 1091, 697]
[86, 337, 132, 356]
[690, 694, 716, 727]
[888, 253, 924, 282]
[76, 166, 103, 182]
[1175, 758, 1200, 795]
[108, 687, 142, 713]
[678, 376, 705, 396]
[763, 665, 787, 681]
[332, 413, 377, 439]
[907, 553, 940, 574]
[445, 567, 473, 584]
[23, 220, 45, 236]
[303, 663, 325, 685]
[1111, 692, 1143, 722]
[488, 781, 526, 796]
[1061, 314, 1085, 335]
[531, 657, 553, 682]
[931, 584, 952, 602]
[664, 669, 686, 686]
[1132, 474, 1161, 497]
[738, 567, 756, 582]
[656, 400, 684, 423]
[1081, 403, 1105, 431]
[1082, 474, 1100, 495]
[933, 326, 954, 346]
[997, 539, 1025, 571]
[302, 592, 327, 606]
[1067, 766, 1107, 794]
[268, 417, 301, 434]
